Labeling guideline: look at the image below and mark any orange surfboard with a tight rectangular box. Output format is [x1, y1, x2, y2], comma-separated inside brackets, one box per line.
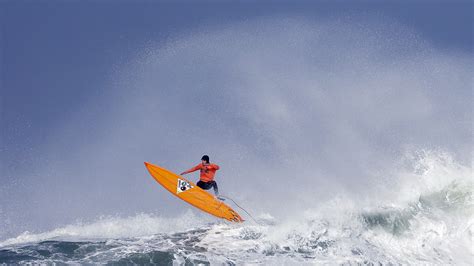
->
[144, 162, 243, 222]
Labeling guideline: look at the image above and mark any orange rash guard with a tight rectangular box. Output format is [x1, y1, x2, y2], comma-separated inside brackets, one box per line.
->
[182, 163, 220, 182]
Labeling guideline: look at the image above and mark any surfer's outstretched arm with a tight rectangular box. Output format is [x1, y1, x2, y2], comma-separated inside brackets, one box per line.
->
[180, 164, 201, 175]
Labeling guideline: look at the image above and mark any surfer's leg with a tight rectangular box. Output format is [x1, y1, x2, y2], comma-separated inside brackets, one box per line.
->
[211, 181, 219, 195]
[197, 181, 207, 190]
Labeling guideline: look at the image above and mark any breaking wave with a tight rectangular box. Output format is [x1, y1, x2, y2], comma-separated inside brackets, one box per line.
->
[1, 151, 472, 264]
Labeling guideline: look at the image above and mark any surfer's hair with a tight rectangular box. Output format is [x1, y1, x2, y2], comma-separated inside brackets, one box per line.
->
[201, 155, 210, 163]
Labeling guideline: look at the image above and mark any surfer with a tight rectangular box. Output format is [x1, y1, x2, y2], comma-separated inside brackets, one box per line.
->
[180, 155, 220, 196]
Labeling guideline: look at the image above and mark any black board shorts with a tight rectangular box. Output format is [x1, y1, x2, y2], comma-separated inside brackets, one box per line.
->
[196, 180, 218, 192]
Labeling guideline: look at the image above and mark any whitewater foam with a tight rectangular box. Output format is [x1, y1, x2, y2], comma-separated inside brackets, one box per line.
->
[1, 150, 472, 264]
[0, 210, 209, 248]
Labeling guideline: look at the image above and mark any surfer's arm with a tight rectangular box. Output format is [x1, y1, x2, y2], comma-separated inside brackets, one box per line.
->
[180, 164, 201, 175]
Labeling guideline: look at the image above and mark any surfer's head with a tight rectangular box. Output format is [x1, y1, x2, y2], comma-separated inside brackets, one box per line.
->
[201, 155, 210, 164]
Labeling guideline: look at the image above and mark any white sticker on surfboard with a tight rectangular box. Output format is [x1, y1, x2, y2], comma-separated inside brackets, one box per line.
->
[177, 179, 193, 194]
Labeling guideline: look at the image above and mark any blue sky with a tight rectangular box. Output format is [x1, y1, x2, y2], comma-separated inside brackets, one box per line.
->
[0, 1, 473, 238]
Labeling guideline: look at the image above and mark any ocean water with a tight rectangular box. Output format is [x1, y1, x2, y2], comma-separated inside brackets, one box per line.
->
[1, 17, 472, 265]
[1, 154, 472, 265]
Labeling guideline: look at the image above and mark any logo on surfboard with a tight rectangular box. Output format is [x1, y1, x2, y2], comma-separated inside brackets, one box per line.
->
[177, 179, 193, 194]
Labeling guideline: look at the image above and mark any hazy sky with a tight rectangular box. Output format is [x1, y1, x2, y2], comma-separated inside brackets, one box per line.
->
[2, 1, 472, 171]
[1, 1, 472, 239]
[1, 2, 472, 158]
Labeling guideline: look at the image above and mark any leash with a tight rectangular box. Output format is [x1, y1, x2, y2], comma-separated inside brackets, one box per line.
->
[219, 195, 260, 225]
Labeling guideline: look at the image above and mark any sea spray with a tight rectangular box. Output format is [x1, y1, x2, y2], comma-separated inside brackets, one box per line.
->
[1, 151, 471, 264]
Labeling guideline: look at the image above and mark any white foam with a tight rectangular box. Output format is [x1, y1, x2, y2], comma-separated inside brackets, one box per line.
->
[0, 210, 208, 248]
[2, 149, 472, 264]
